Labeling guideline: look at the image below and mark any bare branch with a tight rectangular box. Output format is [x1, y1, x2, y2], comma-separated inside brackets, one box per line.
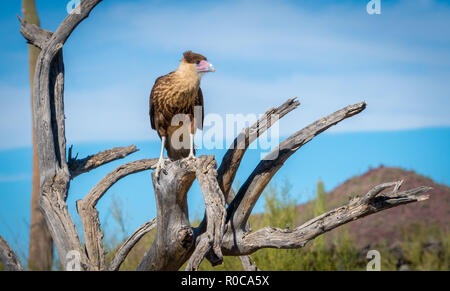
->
[239, 255, 259, 271]
[18, 15, 53, 49]
[108, 218, 157, 271]
[227, 101, 367, 232]
[68, 145, 139, 179]
[0, 236, 23, 271]
[361, 180, 403, 204]
[77, 158, 157, 270]
[224, 189, 257, 270]
[186, 157, 226, 271]
[224, 183, 432, 255]
[217, 98, 300, 201]
[203, 98, 299, 270]
[18, 0, 103, 269]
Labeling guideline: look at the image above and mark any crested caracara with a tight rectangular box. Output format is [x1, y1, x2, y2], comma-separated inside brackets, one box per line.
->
[149, 51, 215, 176]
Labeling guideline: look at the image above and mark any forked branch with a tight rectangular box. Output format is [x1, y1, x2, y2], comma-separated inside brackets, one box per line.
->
[18, 15, 53, 49]
[227, 102, 367, 232]
[68, 145, 138, 179]
[186, 157, 226, 271]
[227, 182, 432, 255]
[218, 98, 300, 202]
[213, 97, 299, 270]
[77, 158, 157, 270]
[108, 218, 157, 271]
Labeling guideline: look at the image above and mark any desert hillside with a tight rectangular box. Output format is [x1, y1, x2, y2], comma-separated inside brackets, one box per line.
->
[297, 166, 450, 247]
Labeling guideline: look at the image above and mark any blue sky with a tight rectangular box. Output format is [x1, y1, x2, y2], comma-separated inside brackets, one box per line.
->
[1, 0, 450, 148]
[0, 0, 449, 264]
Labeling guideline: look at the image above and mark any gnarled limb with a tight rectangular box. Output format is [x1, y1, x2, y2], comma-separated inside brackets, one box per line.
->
[138, 156, 228, 271]
[0, 236, 23, 271]
[186, 157, 226, 271]
[77, 158, 157, 270]
[19, 0, 103, 270]
[68, 145, 138, 179]
[223, 182, 432, 255]
[108, 218, 157, 271]
[217, 98, 300, 201]
[226, 102, 367, 236]
[18, 15, 53, 49]
[137, 159, 197, 271]
[225, 189, 258, 271]
[202, 99, 299, 269]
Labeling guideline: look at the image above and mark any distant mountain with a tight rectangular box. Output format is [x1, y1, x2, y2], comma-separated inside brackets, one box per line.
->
[296, 167, 450, 247]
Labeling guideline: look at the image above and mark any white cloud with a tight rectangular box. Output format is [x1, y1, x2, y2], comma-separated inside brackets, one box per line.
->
[103, 0, 450, 66]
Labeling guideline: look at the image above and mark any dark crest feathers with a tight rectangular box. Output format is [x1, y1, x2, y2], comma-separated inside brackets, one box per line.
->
[183, 51, 207, 64]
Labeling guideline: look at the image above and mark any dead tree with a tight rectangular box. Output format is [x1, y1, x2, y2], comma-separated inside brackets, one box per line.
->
[0, 0, 432, 271]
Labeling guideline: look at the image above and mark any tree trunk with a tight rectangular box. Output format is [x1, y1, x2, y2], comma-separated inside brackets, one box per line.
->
[23, 0, 53, 271]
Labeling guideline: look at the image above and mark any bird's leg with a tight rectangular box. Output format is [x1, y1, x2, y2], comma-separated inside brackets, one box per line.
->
[187, 116, 196, 160]
[188, 133, 196, 160]
[153, 136, 167, 178]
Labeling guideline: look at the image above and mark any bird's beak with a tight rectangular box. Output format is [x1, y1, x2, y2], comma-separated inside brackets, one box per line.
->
[196, 60, 215, 73]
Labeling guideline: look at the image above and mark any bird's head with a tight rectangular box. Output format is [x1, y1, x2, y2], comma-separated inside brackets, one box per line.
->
[181, 51, 215, 75]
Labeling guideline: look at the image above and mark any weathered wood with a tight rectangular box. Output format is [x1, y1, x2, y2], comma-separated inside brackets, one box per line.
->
[222, 182, 432, 255]
[18, 15, 53, 49]
[18, 0, 103, 270]
[217, 98, 300, 201]
[138, 156, 228, 271]
[137, 159, 197, 271]
[207, 99, 300, 269]
[37, 45, 90, 270]
[69, 145, 139, 179]
[226, 102, 367, 235]
[108, 218, 157, 271]
[77, 158, 157, 270]
[0, 236, 23, 271]
[186, 156, 226, 271]
[220, 188, 257, 270]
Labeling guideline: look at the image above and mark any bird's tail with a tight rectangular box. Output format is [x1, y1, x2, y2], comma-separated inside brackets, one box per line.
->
[165, 132, 193, 161]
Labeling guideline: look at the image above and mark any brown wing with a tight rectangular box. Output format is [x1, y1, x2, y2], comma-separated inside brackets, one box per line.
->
[194, 87, 204, 130]
[149, 72, 176, 135]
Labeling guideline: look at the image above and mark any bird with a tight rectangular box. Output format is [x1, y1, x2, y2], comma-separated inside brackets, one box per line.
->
[149, 51, 215, 177]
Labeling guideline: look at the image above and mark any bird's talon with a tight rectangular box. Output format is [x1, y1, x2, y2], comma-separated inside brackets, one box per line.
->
[153, 159, 168, 178]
